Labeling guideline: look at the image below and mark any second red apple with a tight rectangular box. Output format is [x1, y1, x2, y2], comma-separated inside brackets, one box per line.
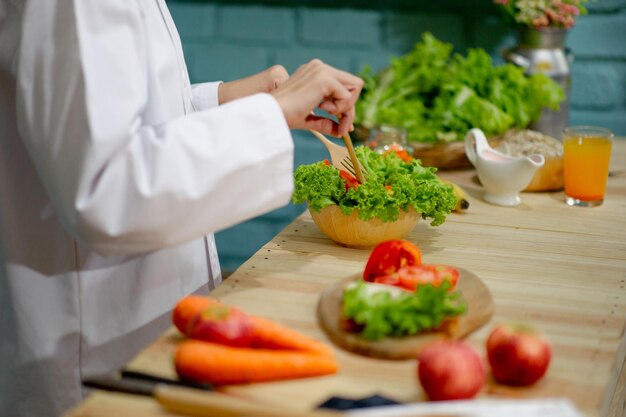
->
[486, 324, 552, 386]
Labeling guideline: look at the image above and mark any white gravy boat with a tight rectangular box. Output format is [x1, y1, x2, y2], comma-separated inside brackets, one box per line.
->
[465, 128, 545, 207]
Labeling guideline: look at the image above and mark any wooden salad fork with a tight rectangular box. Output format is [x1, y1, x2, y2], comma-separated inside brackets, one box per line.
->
[309, 130, 367, 182]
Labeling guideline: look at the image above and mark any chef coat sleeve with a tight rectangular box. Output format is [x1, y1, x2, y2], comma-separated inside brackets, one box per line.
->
[191, 82, 223, 111]
[15, 0, 294, 256]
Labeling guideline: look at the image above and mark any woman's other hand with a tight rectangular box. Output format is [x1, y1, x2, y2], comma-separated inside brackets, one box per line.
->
[271, 59, 363, 138]
[218, 65, 289, 104]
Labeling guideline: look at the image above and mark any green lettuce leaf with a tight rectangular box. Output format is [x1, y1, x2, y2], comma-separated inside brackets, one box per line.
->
[355, 32, 565, 144]
[342, 280, 466, 341]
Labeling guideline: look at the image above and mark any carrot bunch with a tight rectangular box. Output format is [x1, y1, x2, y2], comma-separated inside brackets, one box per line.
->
[172, 295, 338, 385]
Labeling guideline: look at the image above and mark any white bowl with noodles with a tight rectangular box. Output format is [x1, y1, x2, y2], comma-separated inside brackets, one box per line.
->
[308, 205, 420, 248]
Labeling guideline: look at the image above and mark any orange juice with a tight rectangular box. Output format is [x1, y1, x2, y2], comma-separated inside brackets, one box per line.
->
[563, 136, 612, 202]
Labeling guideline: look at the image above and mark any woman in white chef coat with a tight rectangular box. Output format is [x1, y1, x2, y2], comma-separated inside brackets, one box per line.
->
[0, 1, 363, 416]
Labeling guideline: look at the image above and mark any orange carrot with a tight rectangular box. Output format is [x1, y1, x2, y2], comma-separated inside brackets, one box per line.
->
[172, 295, 219, 335]
[249, 315, 334, 357]
[175, 340, 338, 385]
[172, 296, 334, 357]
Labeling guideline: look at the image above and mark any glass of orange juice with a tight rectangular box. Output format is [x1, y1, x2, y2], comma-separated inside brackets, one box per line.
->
[563, 126, 613, 207]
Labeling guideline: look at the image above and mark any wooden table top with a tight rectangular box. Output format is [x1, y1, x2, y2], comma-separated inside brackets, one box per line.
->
[69, 139, 626, 417]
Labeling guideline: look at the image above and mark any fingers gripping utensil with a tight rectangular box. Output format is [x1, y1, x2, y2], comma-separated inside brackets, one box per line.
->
[309, 130, 367, 182]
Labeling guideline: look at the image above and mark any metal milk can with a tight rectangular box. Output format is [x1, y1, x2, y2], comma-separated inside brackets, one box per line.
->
[504, 28, 573, 140]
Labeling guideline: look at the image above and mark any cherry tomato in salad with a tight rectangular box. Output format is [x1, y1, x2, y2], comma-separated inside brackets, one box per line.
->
[383, 144, 413, 163]
[362, 239, 422, 281]
[385, 149, 412, 163]
[394, 150, 413, 163]
[372, 264, 460, 291]
[339, 169, 360, 190]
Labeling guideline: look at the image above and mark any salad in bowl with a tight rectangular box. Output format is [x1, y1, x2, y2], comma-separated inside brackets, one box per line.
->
[292, 146, 456, 247]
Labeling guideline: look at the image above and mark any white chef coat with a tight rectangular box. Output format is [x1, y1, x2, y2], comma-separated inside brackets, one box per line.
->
[0, 1, 294, 416]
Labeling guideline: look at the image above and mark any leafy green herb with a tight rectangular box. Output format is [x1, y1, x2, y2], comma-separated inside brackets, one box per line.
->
[355, 32, 565, 144]
[342, 280, 466, 341]
[291, 146, 456, 226]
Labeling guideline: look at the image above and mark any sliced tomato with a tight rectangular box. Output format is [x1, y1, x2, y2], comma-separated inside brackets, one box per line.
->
[372, 264, 460, 291]
[340, 316, 364, 333]
[370, 273, 403, 287]
[362, 239, 422, 281]
[339, 169, 360, 190]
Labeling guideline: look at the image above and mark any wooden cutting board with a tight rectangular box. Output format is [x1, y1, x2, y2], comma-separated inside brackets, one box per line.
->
[317, 268, 494, 360]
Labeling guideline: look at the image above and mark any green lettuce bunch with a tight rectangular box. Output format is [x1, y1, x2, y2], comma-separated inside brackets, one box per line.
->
[292, 146, 456, 227]
[355, 33, 565, 144]
[342, 280, 466, 341]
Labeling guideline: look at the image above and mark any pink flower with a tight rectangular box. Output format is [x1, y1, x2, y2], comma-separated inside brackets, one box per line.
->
[532, 16, 550, 28]
[494, 0, 587, 29]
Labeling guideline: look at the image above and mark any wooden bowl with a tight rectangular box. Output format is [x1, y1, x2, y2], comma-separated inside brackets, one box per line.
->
[410, 141, 474, 170]
[308, 205, 420, 248]
[353, 125, 504, 170]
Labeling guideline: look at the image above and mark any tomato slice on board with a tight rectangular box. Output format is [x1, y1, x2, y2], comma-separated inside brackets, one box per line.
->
[372, 264, 460, 291]
[362, 239, 422, 281]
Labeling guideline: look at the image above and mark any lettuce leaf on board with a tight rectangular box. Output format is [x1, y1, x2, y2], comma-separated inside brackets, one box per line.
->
[355, 33, 565, 144]
[342, 280, 466, 341]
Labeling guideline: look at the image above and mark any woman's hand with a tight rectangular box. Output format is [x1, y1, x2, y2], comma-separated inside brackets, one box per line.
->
[270, 59, 363, 138]
[218, 65, 289, 104]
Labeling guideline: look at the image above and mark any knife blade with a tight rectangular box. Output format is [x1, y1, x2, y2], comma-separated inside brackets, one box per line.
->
[120, 368, 213, 391]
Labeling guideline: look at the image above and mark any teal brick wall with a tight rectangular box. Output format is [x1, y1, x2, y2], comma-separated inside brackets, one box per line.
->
[167, 0, 626, 273]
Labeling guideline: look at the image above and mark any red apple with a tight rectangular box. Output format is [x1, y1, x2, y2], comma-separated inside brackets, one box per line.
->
[188, 304, 254, 347]
[486, 323, 552, 386]
[417, 340, 486, 401]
